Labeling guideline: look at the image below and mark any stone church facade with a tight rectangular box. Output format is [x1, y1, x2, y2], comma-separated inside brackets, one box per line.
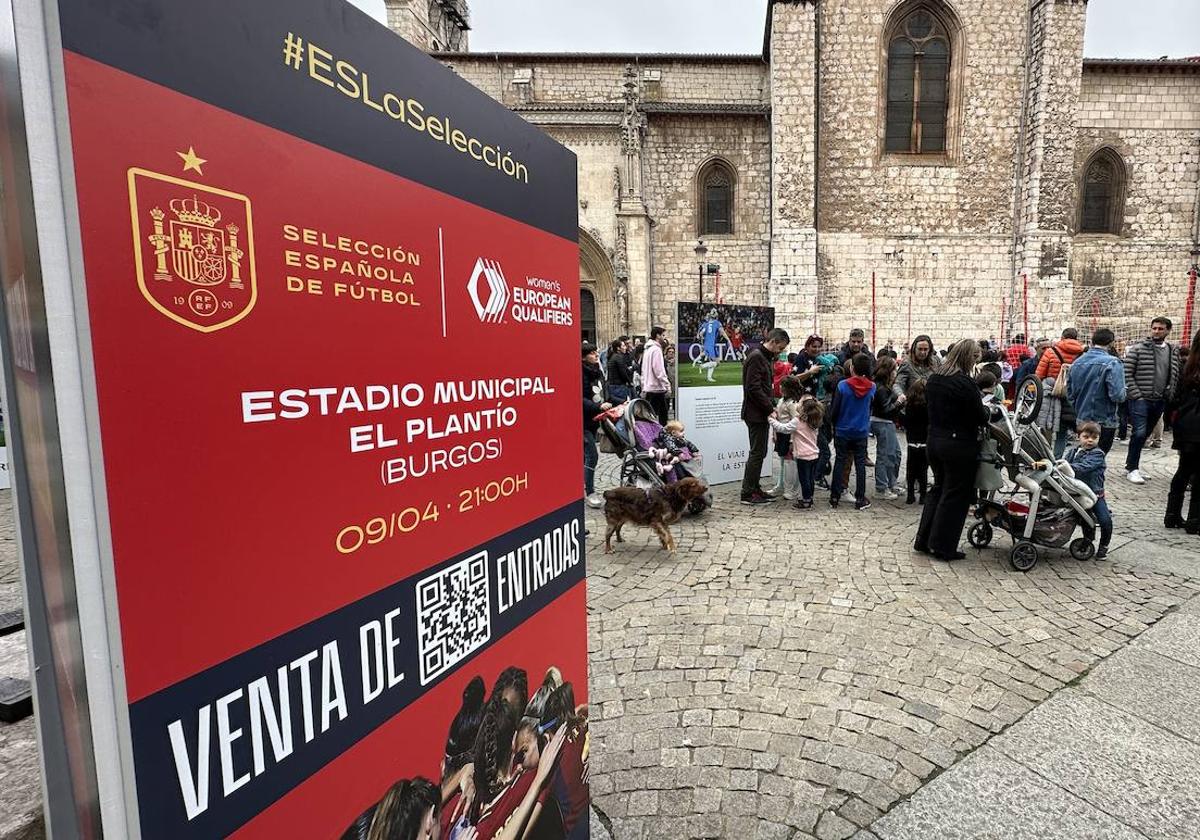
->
[385, 0, 1200, 348]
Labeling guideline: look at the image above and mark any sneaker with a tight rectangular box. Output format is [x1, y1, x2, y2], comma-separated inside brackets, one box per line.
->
[829, 496, 840, 508]
[878, 490, 900, 501]
[740, 492, 774, 506]
[816, 477, 830, 491]
[792, 498, 813, 510]
[855, 499, 872, 511]
[586, 492, 605, 508]
[865, 457, 875, 467]
[1095, 545, 1109, 560]
[1127, 470, 1146, 485]
[1149, 440, 1162, 449]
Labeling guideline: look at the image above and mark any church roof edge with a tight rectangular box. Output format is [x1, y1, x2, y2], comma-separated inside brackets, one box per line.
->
[433, 51, 766, 63]
[1084, 57, 1200, 73]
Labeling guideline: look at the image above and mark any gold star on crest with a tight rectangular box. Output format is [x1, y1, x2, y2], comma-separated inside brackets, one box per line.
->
[176, 147, 207, 175]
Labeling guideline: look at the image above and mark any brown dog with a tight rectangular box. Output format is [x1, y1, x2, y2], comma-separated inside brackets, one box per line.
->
[602, 477, 708, 553]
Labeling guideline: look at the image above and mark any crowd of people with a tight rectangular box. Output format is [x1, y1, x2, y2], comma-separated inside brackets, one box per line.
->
[342, 664, 589, 840]
[584, 314, 1200, 561]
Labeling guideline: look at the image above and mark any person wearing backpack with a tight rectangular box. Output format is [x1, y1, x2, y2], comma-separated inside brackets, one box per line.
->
[1123, 317, 1181, 485]
[1035, 328, 1084, 457]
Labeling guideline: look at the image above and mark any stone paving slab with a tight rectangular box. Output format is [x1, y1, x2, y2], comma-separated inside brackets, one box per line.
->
[1106, 537, 1200, 582]
[869, 747, 1144, 840]
[586, 439, 1200, 835]
[991, 690, 1200, 839]
[1132, 610, 1200, 670]
[1080, 646, 1200, 744]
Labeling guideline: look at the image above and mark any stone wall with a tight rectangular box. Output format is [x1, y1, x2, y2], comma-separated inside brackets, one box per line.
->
[1071, 65, 1200, 341]
[803, 0, 1034, 346]
[768, 1, 819, 334]
[402, 2, 1200, 351]
[642, 115, 771, 329]
[440, 55, 767, 110]
[384, 0, 469, 52]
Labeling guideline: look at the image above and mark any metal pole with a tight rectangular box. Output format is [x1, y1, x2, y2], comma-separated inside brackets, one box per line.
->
[871, 271, 877, 349]
[907, 293, 912, 348]
[1184, 267, 1197, 339]
[1023, 273, 1029, 344]
[999, 295, 1007, 348]
[698, 263, 703, 303]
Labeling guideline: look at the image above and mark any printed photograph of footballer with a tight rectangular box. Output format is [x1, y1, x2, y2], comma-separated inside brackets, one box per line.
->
[677, 302, 776, 388]
[342, 665, 589, 840]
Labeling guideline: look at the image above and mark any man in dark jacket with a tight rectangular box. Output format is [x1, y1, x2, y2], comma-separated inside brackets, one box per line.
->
[741, 327, 791, 504]
[605, 336, 634, 402]
[1123, 316, 1180, 484]
[838, 328, 875, 375]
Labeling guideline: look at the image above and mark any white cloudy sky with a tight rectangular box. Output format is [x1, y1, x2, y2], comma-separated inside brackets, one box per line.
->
[434, 0, 1196, 59]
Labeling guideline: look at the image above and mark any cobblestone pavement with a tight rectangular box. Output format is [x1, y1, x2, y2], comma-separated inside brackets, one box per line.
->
[584, 437, 1200, 839]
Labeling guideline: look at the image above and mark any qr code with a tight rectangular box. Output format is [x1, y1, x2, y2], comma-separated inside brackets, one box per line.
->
[416, 551, 491, 686]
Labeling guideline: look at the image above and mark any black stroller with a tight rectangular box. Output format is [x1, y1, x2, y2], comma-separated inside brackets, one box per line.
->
[596, 398, 712, 515]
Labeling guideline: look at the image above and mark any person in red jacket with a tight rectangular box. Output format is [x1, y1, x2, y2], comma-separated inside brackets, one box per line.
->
[1035, 328, 1084, 380]
[1035, 328, 1085, 456]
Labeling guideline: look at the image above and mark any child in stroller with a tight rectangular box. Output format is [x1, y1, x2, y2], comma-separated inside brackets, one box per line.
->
[596, 399, 712, 514]
[969, 376, 1100, 571]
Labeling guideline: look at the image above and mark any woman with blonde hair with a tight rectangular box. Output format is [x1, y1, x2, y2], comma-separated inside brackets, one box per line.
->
[914, 339, 991, 561]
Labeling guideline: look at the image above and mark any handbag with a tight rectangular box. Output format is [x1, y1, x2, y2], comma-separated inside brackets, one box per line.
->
[774, 431, 792, 457]
[1049, 347, 1070, 399]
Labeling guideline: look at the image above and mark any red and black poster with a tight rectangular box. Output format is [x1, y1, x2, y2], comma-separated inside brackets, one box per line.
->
[10, 0, 588, 836]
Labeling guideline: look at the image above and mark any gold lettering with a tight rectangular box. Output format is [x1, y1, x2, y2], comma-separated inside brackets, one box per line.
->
[335, 60, 360, 98]
[426, 115, 445, 142]
[307, 43, 336, 88]
[383, 93, 405, 120]
[360, 72, 385, 113]
[406, 98, 426, 132]
[451, 129, 468, 154]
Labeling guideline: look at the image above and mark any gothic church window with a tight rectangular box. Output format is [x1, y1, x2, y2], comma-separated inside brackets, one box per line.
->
[698, 160, 735, 236]
[885, 8, 951, 154]
[1079, 149, 1127, 234]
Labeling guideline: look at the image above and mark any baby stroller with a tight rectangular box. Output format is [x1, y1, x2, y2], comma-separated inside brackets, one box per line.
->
[968, 377, 1100, 572]
[596, 398, 712, 515]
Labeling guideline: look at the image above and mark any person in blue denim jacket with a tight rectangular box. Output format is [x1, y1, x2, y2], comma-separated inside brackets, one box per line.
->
[1065, 421, 1112, 559]
[1067, 328, 1127, 453]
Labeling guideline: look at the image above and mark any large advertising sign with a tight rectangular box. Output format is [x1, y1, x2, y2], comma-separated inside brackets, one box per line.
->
[1, 1, 588, 837]
[676, 301, 776, 486]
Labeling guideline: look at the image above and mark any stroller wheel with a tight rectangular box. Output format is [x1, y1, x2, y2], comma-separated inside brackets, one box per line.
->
[1010, 541, 1038, 572]
[1069, 537, 1096, 561]
[968, 521, 994, 549]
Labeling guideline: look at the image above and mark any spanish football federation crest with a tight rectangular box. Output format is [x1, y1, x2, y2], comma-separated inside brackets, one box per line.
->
[128, 165, 256, 332]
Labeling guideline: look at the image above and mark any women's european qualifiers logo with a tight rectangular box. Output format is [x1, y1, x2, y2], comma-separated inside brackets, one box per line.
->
[128, 149, 257, 333]
[467, 256, 572, 327]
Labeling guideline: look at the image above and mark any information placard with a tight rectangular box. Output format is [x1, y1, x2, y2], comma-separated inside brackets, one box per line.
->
[2, 1, 589, 836]
[676, 301, 776, 486]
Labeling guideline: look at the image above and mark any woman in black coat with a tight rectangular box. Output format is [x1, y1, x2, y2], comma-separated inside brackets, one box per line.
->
[1167, 330, 1200, 532]
[914, 339, 990, 560]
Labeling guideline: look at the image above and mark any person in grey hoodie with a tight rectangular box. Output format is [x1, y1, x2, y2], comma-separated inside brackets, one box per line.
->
[1123, 316, 1180, 484]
